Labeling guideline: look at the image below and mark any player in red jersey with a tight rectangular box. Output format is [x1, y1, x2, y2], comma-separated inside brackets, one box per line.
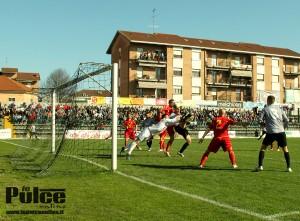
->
[123, 112, 137, 150]
[159, 99, 175, 152]
[198, 109, 238, 169]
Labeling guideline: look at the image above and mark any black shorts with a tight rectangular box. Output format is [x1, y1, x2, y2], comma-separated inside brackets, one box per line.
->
[262, 132, 287, 148]
[175, 126, 189, 139]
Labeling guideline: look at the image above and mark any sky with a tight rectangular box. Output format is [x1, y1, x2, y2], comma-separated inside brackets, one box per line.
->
[0, 0, 299, 83]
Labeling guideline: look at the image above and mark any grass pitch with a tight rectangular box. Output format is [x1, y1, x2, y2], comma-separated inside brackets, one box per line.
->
[0, 138, 299, 221]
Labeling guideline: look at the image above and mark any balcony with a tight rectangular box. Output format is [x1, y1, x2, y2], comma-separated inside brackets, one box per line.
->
[206, 79, 251, 88]
[230, 63, 252, 70]
[137, 76, 167, 89]
[206, 60, 230, 70]
[206, 79, 230, 88]
[230, 69, 252, 78]
[283, 67, 300, 76]
[137, 51, 167, 68]
[230, 80, 252, 88]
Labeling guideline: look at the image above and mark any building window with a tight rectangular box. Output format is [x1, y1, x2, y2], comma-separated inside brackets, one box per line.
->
[192, 69, 200, 77]
[257, 57, 264, 65]
[208, 71, 217, 82]
[173, 85, 182, 95]
[272, 75, 279, 83]
[294, 78, 299, 88]
[192, 51, 201, 60]
[157, 89, 166, 98]
[192, 87, 200, 95]
[137, 67, 143, 78]
[173, 68, 182, 76]
[257, 74, 264, 81]
[272, 58, 279, 67]
[173, 49, 182, 58]
[236, 89, 241, 101]
[136, 88, 143, 97]
[8, 98, 15, 102]
[211, 54, 217, 66]
[294, 62, 299, 73]
[209, 88, 217, 96]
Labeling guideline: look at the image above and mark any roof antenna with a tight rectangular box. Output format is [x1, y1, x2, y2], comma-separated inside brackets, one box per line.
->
[152, 8, 158, 34]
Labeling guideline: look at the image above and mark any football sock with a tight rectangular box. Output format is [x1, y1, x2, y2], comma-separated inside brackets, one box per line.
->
[258, 151, 265, 167]
[228, 150, 237, 165]
[283, 151, 291, 168]
[159, 140, 165, 150]
[146, 140, 152, 148]
[200, 152, 209, 166]
[166, 140, 174, 152]
[179, 142, 189, 153]
[128, 142, 137, 155]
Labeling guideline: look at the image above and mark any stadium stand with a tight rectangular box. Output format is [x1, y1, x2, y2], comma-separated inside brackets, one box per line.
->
[1, 102, 299, 138]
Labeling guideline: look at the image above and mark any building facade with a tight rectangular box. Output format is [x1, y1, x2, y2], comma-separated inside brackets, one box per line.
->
[107, 31, 300, 104]
[0, 67, 40, 105]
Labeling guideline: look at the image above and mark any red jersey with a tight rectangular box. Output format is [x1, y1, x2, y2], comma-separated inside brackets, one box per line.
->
[124, 118, 136, 130]
[210, 116, 235, 138]
[161, 105, 173, 116]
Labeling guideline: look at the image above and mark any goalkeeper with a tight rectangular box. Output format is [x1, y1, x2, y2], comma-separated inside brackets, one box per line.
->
[123, 113, 181, 159]
[174, 112, 196, 157]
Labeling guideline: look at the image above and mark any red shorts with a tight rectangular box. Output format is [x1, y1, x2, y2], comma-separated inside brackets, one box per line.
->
[167, 126, 175, 136]
[207, 137, 233, 153]
[124, 129, 136, 140]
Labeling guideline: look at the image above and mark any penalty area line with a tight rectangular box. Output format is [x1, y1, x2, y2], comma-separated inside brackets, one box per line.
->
[265, 211, 300, 219]
[2, 140, 295, 221]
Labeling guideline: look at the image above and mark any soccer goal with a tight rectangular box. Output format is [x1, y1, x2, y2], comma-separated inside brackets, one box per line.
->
[41, 62, 118, 175]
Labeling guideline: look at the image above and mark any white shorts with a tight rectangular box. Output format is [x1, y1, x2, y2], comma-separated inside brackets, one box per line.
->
[137, 127, 151, 142]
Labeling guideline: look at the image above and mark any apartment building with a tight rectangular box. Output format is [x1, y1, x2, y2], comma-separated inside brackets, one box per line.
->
[107, 31, 300, 104]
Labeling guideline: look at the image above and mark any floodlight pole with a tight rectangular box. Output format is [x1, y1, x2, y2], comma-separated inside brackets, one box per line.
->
[112, 63, 118, 171]
[51, 89, 56, 153]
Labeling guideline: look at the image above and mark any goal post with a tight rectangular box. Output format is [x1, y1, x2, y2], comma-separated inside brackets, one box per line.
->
[112, 63, 118, 171]
[51, 89, 56, 153]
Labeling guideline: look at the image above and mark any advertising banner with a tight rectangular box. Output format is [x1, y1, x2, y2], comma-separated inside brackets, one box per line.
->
[65, 130, 111, 139]
[217, 101, 243, 108]
[0, 129, 12, 139]
[156, 98, 167, 106]
[130, 98, 144, 105]
[118, 97, 131, 105]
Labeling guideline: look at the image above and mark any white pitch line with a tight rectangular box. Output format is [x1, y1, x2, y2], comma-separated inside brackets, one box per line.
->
[265, 211, 300, 219]
[2, 140, 298, 221]
[0, 140, 39, 150]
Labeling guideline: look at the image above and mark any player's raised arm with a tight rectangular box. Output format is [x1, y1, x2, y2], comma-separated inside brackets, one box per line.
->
[198, 122, 211, 143]
[165, 115, 181, 126]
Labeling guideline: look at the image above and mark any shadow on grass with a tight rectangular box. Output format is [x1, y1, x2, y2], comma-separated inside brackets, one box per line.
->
[130, 163, 253, 171]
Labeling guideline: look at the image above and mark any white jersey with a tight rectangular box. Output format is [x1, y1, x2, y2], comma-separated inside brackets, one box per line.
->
[148, 117, 178, 135]
[137, 116, 180, 142]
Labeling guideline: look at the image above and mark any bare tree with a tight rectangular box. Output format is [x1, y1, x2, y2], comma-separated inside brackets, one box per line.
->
[44, 69, 75, 103]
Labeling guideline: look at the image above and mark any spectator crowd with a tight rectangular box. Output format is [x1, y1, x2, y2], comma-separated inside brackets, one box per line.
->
[1, 102, 261, 128]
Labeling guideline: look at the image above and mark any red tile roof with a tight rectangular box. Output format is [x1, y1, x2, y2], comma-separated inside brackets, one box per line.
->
[0, 76, 31, 92]
[107, 31, 300, 58]
[16, 72, 40, 81]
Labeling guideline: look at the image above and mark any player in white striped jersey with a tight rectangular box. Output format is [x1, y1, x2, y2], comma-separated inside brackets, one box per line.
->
[125, 114, 181, 159]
